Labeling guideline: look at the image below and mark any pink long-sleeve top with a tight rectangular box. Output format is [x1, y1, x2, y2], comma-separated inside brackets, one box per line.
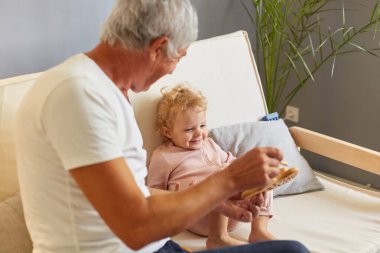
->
[147, 137, 272, 211]
[147, 137, 234, 191]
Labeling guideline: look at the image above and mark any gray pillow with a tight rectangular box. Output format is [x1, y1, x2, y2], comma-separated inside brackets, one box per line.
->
[209, 119, 324, 196]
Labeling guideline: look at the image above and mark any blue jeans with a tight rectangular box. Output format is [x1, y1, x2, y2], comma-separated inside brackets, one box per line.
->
[155, 240, 309, 253]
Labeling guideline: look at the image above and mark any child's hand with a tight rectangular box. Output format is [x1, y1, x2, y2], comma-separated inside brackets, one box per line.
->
[225, 147, 283, 193]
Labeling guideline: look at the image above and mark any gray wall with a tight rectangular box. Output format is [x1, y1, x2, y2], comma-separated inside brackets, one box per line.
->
[0, 0, 114, 79]
[1, 0, 379, 188]
[192, 0, 255, 41]
[286, 1, 380, 189]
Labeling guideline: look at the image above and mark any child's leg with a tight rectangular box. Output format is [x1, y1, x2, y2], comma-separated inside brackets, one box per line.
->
[206, 211, 246, 249]
[248, 215, 277, 242]
[248, 190, 277, 242]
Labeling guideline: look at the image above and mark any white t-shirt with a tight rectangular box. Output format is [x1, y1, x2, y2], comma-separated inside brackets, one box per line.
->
[15, 54, 169, 253]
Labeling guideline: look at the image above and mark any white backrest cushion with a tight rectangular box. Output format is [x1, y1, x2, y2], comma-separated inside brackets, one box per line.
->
[0, 73, 41, 201]
[129, 31, 268, 158]
[0, 31, 267, 200]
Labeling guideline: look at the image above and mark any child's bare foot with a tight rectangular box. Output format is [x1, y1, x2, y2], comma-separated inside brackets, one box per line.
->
[206, 235, 247, 249]
[248, 230, 277, 243]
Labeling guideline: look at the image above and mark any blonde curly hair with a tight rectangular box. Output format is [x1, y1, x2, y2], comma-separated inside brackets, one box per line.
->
[157, 84, 207, 140]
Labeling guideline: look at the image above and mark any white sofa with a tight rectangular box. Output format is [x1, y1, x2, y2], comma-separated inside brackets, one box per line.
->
[1, 31, 380, 253]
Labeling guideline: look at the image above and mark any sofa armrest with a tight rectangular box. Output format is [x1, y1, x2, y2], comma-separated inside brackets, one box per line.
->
[289, 126, 380, 176]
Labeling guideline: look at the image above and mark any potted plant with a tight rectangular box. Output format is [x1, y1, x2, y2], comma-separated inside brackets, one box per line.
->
[241, 0, 380, 115]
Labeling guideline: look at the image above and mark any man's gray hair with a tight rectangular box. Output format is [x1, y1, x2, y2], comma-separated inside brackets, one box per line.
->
[100, 0, 198, 57]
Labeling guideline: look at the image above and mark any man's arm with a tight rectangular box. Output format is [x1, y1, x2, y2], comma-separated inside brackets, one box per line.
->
[70, 147, 282, 250]
[148, 187, 168, 195]
[148, 187, 263, 221]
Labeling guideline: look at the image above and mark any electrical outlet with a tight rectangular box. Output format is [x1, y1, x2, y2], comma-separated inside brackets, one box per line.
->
[285, 105, 299, 122]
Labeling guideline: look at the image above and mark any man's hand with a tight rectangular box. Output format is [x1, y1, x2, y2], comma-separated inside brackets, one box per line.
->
[224, 147, 283, 194]
[214, 192, 266, 222]
[239, 192, 265, 218]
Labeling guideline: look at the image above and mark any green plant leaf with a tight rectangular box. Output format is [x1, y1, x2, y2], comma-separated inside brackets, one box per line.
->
[242, 0, 380, 114]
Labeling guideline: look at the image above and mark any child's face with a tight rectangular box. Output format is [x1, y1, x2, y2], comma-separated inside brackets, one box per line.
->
[163, 108, 208, 150]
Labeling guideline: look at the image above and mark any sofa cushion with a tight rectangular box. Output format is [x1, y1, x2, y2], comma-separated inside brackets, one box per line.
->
[0, 73, 40, 201]
[0, 193, 32, 253]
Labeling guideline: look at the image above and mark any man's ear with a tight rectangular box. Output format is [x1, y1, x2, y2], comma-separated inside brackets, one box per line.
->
[149, 36, 169, 61]
[162, 126, 172, 139]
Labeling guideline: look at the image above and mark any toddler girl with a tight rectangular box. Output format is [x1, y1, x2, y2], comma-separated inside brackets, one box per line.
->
[147, 84, 276, 249]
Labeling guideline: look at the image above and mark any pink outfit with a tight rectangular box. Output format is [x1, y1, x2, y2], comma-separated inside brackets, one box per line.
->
[148, 138, 233, 191]
[147, 137, 273, 235]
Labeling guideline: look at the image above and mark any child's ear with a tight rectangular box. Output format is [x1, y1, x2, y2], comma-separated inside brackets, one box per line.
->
[162, 127, 172, 139]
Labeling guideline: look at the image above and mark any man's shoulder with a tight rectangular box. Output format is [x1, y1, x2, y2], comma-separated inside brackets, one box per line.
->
[33, 54, 119, 108]
[38, 54, 99, 85]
